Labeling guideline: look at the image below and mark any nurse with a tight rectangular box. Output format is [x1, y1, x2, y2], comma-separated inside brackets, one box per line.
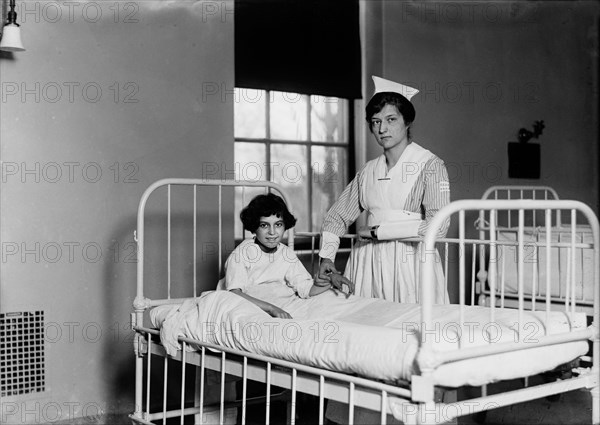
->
[317, 75, 451, 304]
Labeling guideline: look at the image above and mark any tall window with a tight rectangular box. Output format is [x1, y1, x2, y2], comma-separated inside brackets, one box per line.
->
[234, 88, 351, 236]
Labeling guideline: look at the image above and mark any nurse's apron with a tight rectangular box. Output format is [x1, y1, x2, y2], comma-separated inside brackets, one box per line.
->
[326, 143, 451, 425]
[343, 142, 449, 304]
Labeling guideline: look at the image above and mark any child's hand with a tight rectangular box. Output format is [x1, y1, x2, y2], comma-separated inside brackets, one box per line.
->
[329, 272, 354, 297]
[267, 305, 292, 319]
[315, 258, 337, 286]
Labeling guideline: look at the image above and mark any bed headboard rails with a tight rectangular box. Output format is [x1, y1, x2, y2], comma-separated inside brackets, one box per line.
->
[479, 185, 562, 229]
[481, 185, 560, 202]
[134, 178, 293, 310]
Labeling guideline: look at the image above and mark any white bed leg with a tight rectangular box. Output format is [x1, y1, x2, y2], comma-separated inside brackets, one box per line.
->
[285, 400, 295, 425]
[194, 381, 237, 425]
[441, 389, 457, 425]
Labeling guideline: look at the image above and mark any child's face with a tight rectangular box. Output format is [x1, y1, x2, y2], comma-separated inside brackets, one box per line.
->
[254, 215, 285, 252]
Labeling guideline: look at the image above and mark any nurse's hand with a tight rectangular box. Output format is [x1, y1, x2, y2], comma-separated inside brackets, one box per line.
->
[316, 258, 338, 286]
[316, 258, 354, 297]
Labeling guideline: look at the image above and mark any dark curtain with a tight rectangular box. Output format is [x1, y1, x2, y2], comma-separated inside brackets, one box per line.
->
[235, 0, 362, 99]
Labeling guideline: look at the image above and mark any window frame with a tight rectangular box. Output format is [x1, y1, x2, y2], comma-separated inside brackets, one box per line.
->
[234, 88, 355, 234]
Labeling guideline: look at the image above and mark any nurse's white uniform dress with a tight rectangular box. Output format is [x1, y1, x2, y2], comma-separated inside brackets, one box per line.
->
[319, 142, 450, 304]
[321, 142, 451, 425]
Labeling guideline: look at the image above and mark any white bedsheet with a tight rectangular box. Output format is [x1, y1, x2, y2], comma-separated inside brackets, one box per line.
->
[151, 286, 588, 388]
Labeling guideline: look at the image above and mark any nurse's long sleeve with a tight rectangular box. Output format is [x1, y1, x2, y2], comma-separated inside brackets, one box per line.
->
[319, 174, 363, 261]
[416, 157, 451, 238]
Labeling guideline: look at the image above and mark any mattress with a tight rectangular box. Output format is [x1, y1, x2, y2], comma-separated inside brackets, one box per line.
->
[494, 226, 594, 302]
[150, 286, 588, 388]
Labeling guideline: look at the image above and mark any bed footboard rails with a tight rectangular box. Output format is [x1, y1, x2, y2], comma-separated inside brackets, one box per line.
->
[419, 199, 599, 424]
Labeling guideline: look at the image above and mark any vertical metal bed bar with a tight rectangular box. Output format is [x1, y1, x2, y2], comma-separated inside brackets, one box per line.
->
[350, 237, 354, 279]
[545, 209, 552, 329]
[180, 343, 186, 425]
[219, 185, 223, 277]
[162, 357, 168, 425]
[394, 242, 399, 300]
[198, 347, 206, 425]
[266, 362, 272, 425]
[380, 390, 387, 425]
[291, 368, 297, 425]
[500, 243, 505, 309]
[168, 184, 171, 299]
[531, 235, 539, 311]
[477, 208, 486, 306]
[489, 209, 497, 325]
[565, 214, 572, 313]
[318, 375, 325, 425]
[571, 209, 577, 315]
[311, 235, 316, 274]
[193, 185, 197, 297]
[220, 351, 226, 424]
[507, 191, 511, 228]
[242, 357, 248, 425]
[146, 335, 152, 418]
[471, 243, 476, 306]
[518, 209, 524, 337]
[532, 190, 536, 228]
[348, 381, 355, 425]
[444, 242, 449, 294]
[458, 210, 465, 339]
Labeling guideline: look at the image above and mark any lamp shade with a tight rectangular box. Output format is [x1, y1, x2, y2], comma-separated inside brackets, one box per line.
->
[0, 23, 25, 52]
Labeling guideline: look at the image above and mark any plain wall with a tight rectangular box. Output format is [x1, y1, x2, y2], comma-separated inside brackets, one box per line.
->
[361, 1, 598, 302]
[373, 1, 599, 208]
[0, 1, 234, 421]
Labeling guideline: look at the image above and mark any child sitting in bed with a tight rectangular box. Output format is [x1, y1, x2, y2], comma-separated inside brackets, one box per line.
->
[221, 193, 352, 318]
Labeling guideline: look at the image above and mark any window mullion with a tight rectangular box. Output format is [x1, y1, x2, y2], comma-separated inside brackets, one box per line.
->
[236, 137, 346, 147]
[234, 89, 351, 236]
[265, 90, 271, 182]
[306, 94, 313, 231]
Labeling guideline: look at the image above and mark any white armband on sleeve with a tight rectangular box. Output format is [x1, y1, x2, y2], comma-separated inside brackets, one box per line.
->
[318, 231, 340, 262]
[376, 219, 422, 240]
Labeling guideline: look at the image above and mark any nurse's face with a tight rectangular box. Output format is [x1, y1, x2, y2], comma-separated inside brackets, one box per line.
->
[254, 215, 285, 252]
[370, 104, 410, 151]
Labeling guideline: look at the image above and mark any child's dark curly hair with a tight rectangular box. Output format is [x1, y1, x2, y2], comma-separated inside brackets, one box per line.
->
[240, 193, 297, 233]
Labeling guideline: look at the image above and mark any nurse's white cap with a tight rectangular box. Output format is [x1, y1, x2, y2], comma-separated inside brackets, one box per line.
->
[372, 76, 419, 101]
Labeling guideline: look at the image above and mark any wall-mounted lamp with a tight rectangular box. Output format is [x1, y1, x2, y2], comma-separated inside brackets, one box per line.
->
[0, 0, 25, 52]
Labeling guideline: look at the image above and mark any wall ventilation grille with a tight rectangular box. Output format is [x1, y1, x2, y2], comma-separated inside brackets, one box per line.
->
[0, 311, 45, 397]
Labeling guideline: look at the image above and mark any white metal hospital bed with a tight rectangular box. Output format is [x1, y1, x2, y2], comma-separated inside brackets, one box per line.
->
[476, 185, 595, 315]
[130, 179, 599, 425]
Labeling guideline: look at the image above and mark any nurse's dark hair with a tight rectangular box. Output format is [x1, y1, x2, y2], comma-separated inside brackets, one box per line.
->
[366, 92, 416, 136]
[240, 193, 297, 232]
